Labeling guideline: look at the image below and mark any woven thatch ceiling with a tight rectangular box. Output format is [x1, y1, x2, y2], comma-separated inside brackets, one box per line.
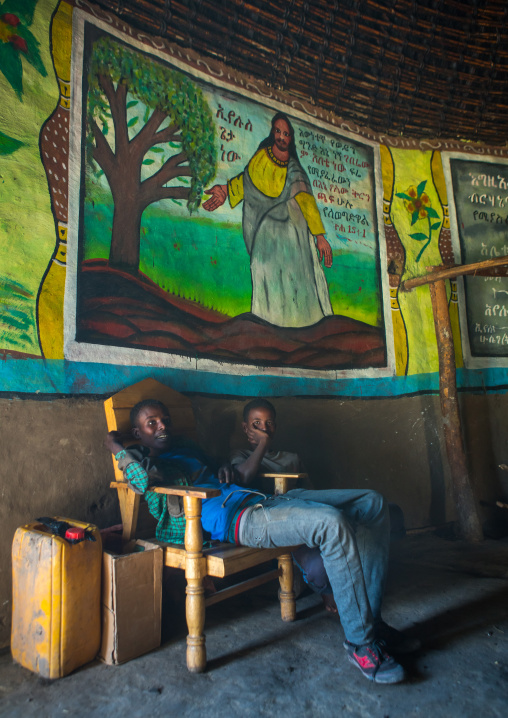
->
[94, 0, 508, 145]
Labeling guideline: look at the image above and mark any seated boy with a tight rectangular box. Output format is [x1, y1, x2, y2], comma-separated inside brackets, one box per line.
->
[229, 399, 411, 619]
[106, 398, 418, 684]
[229, 398, 338, 612]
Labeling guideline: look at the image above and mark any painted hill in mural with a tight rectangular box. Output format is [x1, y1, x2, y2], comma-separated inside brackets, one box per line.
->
[78, 261, 386, 370]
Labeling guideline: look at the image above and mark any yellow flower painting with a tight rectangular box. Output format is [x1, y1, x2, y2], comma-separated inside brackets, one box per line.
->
[396, 180, 441, 262]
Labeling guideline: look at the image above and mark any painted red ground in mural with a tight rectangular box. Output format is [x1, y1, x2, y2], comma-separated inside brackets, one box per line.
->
[78, 262, 386, 370]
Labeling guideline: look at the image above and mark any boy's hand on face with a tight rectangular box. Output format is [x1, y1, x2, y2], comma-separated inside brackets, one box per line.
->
[242, 406, 276, 451]
[244, 425, 272, 447]
[237, 404, 276, 484]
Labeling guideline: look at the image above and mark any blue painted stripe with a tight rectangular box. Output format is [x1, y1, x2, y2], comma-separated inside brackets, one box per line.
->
[0, 357, 507, 397]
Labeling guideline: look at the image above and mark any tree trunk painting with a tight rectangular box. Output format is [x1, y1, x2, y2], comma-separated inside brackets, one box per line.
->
[86, 36, 216, 274]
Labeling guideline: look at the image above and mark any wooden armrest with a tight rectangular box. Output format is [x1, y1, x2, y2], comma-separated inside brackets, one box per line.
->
[110, 481, 220, 499]
[259, 473, 308, 479]
[151, 486, 221, 498]
[259, 473, 308, 495]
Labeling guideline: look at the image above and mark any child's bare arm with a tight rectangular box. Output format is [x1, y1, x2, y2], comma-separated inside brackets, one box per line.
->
[104, 429, 134, 455]
[233, 428, 271, 485]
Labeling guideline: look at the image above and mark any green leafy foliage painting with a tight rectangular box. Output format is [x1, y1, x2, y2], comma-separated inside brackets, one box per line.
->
[0, 0, 47, 99]
[0, 0, 46, 155]
[0, 128, 22, 154]
[86, 34, 217, 273]
[0, 275, 36, 352]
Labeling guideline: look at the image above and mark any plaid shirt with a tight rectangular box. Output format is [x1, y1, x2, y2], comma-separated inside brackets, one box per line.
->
[116, 449, 190, 544]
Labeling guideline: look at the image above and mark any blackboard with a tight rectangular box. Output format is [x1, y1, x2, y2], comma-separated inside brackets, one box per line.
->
[448, 157, 508, 361]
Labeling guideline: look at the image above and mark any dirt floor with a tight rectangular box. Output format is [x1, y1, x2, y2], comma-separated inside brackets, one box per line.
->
[1, 531, 507, 718]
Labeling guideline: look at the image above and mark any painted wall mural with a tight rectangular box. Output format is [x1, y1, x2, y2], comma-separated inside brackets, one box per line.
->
[1, 0, 508, 397]
[67, 19, 388, 374]
[0, 0, 57, 358]
[445, 156, 508, 367]
[385, 147, 466, 376]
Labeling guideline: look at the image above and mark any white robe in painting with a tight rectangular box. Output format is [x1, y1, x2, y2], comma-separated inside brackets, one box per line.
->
[237, 150, 333, 328]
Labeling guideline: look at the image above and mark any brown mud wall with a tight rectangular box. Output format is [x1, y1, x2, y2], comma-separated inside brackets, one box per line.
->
[1, 392, 507, 648]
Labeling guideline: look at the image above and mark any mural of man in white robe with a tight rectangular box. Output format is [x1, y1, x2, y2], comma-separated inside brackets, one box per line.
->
[203, 112, 334, 328]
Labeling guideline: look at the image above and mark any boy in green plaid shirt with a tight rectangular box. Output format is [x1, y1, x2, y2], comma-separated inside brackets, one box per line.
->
[104, 399, 263, 544]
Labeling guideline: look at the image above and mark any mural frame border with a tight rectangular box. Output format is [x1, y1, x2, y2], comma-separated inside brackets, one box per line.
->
[64, 6, 395, 382]
[442, 151, 508, 370]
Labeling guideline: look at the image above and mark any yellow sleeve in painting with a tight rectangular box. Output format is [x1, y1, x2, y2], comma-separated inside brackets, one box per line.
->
[228, 149, 326, 236]
[295, 192, 326, 236]
[228, 173, 244, 209]
[248, 149, 287, 197]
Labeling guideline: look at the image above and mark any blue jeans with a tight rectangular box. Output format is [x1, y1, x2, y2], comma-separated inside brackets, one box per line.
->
[237, 488, 390, 645]
[292, 545, 334, 595]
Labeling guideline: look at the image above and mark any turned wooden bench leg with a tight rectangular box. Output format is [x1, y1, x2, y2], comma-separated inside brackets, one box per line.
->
[278, 553, 296, 622]
[117, 485, 141, 541]
[184, 495, 207, 672]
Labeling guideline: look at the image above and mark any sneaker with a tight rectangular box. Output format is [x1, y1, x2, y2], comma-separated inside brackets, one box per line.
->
[375, 621, 421, 654]
[343, 640, 406, 684]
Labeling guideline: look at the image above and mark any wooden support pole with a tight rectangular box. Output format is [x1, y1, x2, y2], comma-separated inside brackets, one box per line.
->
[402, 256, 508, 541]
[428, 279, 483, 542]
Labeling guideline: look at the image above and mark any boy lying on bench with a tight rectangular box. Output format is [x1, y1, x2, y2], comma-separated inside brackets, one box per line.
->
[105, 398, 419, 685]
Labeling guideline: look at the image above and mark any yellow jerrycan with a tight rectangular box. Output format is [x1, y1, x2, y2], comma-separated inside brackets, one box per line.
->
[11, 517, 102, 678]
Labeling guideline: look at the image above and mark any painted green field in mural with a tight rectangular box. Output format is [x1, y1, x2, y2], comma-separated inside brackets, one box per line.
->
[83, 200, 381, 326]
[83, 202, 250, 315]
[327, 251, 382, 327]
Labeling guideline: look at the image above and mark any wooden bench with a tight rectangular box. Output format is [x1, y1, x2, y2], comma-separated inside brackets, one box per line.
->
[105, 378, 303, 672]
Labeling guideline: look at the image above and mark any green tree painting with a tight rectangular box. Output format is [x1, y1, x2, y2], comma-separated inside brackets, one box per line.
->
[0, 0, 46, 156]
[86, 35, 217, 274]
